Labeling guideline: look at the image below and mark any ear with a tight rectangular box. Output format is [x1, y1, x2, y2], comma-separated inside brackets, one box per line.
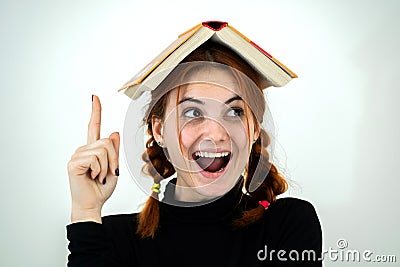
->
[253, 122, 260, 143]
[152, 116, 164, 144]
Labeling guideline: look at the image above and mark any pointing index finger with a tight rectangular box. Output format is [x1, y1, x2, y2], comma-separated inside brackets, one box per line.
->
[87, 95, 102, 144]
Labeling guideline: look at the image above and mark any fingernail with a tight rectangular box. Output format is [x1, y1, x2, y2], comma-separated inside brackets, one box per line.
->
[102, 177, 107, 185]
[92, 94, 94, 102]
[115, 168, 119, 176]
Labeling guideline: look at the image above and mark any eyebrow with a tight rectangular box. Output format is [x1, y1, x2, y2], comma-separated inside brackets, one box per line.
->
[178, 95, 243, 105]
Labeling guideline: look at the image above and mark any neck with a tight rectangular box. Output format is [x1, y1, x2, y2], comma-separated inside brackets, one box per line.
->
[174, 177, 214, 202]
[173, 174, 243, 203]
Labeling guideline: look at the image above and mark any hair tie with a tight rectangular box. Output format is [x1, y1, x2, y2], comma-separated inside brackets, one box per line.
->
[152, 183, 160, 194]
[258, 200, 270, 209]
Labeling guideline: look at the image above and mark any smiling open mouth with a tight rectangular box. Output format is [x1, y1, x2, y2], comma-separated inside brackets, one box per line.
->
[192, 151, 231, 173]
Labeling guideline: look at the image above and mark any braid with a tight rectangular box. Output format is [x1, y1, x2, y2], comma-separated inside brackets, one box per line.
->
[233, 129, 288, 227]
[142, 135, 175, 179]
[137, 97, 176, 239]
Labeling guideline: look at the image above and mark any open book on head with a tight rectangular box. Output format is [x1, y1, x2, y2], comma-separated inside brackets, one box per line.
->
[118, 21, 297, 100]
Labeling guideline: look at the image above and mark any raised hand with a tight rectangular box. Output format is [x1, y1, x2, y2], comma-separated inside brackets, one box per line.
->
[67, 95, 120, 223]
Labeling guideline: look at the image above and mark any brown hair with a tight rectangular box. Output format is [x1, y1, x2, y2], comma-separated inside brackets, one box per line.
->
[137, 41, 288, 238]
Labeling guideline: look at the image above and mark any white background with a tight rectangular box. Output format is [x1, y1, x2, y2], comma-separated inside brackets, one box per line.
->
[0, 0, 399, 266]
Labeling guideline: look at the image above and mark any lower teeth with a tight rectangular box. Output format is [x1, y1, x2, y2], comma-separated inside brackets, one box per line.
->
[205, 167, 224, 173]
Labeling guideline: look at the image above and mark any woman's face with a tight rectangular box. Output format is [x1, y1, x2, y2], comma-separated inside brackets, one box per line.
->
[152, 68, 259, 202]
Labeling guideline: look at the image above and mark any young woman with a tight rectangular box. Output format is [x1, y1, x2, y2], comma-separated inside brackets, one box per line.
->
[67, 42, 322, 266]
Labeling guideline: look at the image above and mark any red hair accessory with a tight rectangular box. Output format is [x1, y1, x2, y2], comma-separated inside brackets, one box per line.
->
[258, 200, 270, 209]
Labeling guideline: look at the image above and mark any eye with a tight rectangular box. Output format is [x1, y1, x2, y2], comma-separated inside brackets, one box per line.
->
[184, 108, 202, 118]
[226, 107, 244, 117]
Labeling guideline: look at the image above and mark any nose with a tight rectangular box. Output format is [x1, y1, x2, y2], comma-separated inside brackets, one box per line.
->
[202, 118, 229, 142]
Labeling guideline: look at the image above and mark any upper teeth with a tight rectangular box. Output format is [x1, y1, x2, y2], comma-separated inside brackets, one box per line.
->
[194, 151, 230, 158]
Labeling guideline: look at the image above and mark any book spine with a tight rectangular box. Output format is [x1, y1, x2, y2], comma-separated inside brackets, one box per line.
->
[202, 21, 228, 31]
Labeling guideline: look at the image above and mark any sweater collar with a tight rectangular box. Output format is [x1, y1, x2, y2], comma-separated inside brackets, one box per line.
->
[159, 177, 244, 224]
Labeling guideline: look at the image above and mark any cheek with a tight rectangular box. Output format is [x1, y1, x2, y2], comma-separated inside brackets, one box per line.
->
[225, 123, 250, 150]
[179, 125, 200, 151]
[232, 133, 249, 152]
[163, 122, 177, 145]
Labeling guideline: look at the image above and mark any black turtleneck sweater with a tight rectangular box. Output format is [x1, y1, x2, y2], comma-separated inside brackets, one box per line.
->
[66, 179, 322, 267]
